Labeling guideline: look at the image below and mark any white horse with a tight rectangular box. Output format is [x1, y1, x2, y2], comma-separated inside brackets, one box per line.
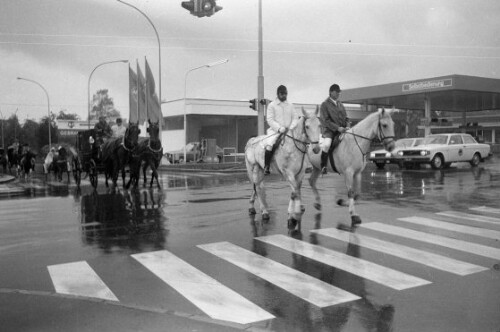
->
[245, 107, 322, 230]
[308, 108, 396, 227]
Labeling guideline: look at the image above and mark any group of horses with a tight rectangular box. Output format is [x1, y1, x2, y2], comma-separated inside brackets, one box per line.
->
[0, 145, 36, 179]
[245, 107, 396, 230]
[43, 120, 162, 190]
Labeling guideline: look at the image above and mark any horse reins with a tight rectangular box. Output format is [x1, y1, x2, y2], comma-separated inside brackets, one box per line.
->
[283, 116, 320, 176]
[346, 114, 395, 156]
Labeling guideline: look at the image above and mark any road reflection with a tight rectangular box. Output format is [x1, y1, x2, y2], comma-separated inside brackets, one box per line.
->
[79, 188, 168, 253]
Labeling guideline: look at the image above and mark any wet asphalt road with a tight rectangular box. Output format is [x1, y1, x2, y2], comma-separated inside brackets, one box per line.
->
[1, 157, 499, 332]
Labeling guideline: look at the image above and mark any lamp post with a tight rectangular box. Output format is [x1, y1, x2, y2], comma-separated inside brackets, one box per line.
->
[17, 77, 51, 149]
[257, 0, 265, 135]
[13, 108, 18, 140]
[183, 58, 229, 163]
[117, 0, 162, 131]
[87, 59, 128, 128]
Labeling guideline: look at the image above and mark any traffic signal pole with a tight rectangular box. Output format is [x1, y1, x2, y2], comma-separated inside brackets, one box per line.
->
[257, 0, 265, 136]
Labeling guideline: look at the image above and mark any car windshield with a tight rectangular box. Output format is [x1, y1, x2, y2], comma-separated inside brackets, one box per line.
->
[414, 138, 425, 146]
[423, 135, 448, 145]
[395, 139, 414, 148]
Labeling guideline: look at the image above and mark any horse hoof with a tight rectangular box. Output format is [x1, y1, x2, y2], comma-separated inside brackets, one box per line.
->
[351, 215, 362, 227]
[287, 218, 298, 230]
[336, 223, 353, 232]
[262, 213, 270, 221]
[248, 207, 257, 215]
[314, 203, 322, 211]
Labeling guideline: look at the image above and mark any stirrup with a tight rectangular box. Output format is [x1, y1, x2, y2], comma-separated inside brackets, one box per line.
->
[321, 166, 327, 175]
[264, 166, 271, 175]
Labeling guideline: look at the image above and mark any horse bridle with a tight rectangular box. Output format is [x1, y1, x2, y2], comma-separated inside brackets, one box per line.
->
[147, 126, 163, 153]
[284, 116, 320, 154]
[349, 114, 395, 156]
[121, 127, 136, 152]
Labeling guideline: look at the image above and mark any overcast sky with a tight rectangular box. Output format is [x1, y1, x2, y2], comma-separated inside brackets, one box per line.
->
[1, 0, 499, 122]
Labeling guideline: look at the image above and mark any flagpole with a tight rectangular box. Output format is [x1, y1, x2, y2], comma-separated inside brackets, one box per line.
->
[145, 57, 149, 124]
[136, 59, 140, 123]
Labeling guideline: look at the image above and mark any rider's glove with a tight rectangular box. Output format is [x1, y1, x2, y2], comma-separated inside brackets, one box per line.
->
[278, 127, 286, 134]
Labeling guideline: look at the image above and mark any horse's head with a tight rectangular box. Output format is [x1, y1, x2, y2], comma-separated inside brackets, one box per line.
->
[378, 108, 396, 152]
[147, 120, 160, 142]
[301, 106, 322, 154]
[125, 122, 141, 149]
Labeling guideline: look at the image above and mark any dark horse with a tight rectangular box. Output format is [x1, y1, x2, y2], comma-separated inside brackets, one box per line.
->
[7, 145, 22, 176]
[19, 145, 36, 180]
[100, 122, 140, 188]
[128, 120, 163, 189]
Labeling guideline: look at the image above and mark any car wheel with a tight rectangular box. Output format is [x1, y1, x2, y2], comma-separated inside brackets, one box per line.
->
[470, 153, 481, 167]
[431, 154, 444, 170]
[375, 162, 385, 169]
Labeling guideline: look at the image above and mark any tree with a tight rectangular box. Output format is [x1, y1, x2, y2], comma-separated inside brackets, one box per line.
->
[21, 120, 40, 150]
[36, 115, 58, 150]
[57, 109, 80, 120]
[90, 89, 121, 120]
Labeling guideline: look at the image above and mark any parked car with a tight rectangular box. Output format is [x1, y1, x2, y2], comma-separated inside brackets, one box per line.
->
[369, 137, 424, 169]
[395, 133, 491, 169]
[165, 142, 223, 163]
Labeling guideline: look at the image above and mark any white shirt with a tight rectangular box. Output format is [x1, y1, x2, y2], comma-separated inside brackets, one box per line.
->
[266, 98, 299, 134]
[112, 124, 126, 138]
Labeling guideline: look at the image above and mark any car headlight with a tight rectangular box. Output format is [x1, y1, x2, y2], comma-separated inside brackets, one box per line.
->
[420, 150, 430, 156]
[370, 152, 375, 158]
[397, 151, 403, 156]
[385, 152, 391, 158]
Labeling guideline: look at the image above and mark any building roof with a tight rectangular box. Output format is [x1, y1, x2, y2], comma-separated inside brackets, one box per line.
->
[340, 74, 500, 112]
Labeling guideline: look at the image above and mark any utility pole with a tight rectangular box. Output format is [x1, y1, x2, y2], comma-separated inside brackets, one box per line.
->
[257, 0, 265, 135]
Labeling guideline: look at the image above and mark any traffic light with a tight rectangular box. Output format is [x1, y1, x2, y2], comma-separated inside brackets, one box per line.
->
[259, 99, 271, 107]
[181, 0, 222, 18]
[249, 98, 257, 110]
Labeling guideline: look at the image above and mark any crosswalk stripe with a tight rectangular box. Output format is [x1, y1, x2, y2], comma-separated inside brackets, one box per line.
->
[399, 216, 500, 240]
[437, 211, 500, 225]
[47, 261, 118, 301]
[132, 250, 274, 324]
[362, 222, 500, 260]
[470, 206, 500, 214]
[311, 228, 487, 276]
[198, 241, 361, 307]
[257, 235, 430, 290]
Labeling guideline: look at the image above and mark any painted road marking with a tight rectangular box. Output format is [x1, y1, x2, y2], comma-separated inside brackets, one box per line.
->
[132, 250, 274, 325]
[47, 261, 118, 301]
[311, 228, 487, 276]
[257, 234, 430, 290]
[362, 222, 500, 260]
[399, 216, 500, 240]
[470, 206, 500, 214]
[437, 211, 500, 225]
[198, 241, 360, 307]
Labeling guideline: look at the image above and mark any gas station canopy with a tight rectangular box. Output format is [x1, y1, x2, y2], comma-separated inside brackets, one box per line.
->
[341, 74, 500, 112]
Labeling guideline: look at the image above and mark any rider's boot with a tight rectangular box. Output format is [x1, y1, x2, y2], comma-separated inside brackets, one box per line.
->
[320, 151, 329, 174]
[264, 149, 272, 175]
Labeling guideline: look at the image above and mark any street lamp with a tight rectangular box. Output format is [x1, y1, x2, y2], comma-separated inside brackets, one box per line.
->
[183, 58, 229, 162]
[87, 59, 128, 128]
[117, 0, 162, 131]
[17, 77, 51, 149]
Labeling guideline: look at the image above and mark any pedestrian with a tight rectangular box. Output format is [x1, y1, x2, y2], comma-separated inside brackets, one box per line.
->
[43, 147, 56, 174]
[111, 118, 126, 138]
[263, 85, 299, 175]
[94, 115, 112, 145]
[319, 83, 350, 174]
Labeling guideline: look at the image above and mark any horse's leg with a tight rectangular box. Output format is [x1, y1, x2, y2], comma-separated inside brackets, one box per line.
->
[308, 166, 322, 211]
[248, 183, 257, 215]
[150, 162, 160, 188]
[252, 166, 269, 220]
[142, 161, 148, 187]
[343, 169, 362, 227]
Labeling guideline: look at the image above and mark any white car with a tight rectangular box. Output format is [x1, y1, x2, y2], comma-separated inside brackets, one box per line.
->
[369, 137, 424, 169]
[396, 133, 491, 169]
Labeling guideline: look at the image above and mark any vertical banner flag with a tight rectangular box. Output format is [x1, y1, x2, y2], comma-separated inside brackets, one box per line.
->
[145, 58, 161, 123]
[137, 61, 147, 124]
[129, 65, 138, 123]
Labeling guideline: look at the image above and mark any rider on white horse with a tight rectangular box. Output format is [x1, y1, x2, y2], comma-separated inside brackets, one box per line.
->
[319, 83, 351, 174]
[264, 85, 299, 175]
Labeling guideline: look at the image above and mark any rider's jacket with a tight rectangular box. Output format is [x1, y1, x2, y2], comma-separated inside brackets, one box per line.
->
[319, 97, 349, 139]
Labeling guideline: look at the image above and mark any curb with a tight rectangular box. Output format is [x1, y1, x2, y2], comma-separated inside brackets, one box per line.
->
[0, 175, 16, 184]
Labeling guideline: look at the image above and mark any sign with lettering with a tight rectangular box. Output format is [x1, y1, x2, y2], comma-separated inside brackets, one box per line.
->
[402, 78, 452, 92]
